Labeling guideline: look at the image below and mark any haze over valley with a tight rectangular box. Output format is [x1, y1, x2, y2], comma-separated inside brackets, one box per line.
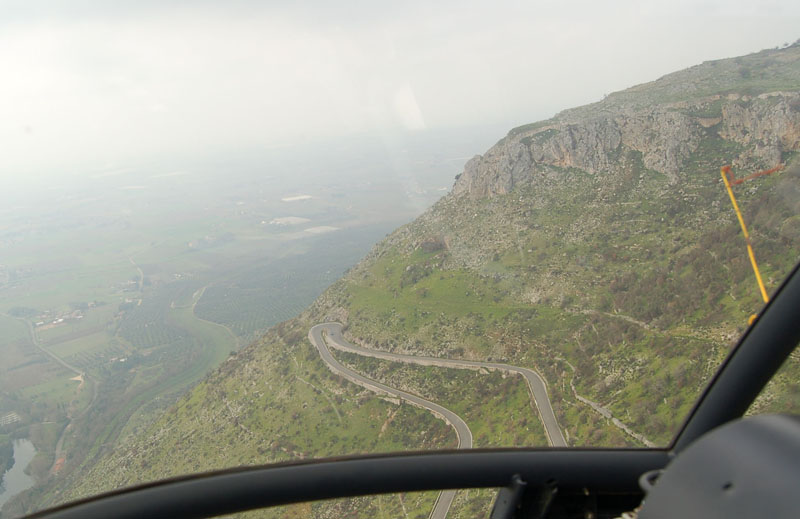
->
[0, 126, 503, 515]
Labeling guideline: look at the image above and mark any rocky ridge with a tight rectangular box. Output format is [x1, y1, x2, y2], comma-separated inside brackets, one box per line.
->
[454, 45, 800, 198]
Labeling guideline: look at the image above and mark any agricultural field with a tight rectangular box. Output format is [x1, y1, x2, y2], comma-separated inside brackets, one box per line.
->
[1, 214, 391, 495]
[0, 314, 79, 425]
[0, 127, 487, 515]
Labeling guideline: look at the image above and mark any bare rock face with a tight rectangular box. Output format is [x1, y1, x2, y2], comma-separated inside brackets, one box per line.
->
[455, 142, 533, 198]
[720, 94, 800, 164]
[454, 93, 800, 199]
[454, 43, 800, 199]
[615, 109, 700, 180]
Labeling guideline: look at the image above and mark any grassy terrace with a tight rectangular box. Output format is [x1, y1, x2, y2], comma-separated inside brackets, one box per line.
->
[63, 317, 455, 516]
[337, 351, 548, 447]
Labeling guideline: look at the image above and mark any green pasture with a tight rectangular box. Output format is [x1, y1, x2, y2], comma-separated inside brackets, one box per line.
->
[19, 374, 82, 409]
[38, 318, 111, 347]
[0, 263, 131, 317]
[0, 313, 29, 342]
[45, 332, 115, 362]
[46, 332, 109, 359]
[348, 250, 523, 333]
[0, 314, 71, 403]
[338, 352, 547, 448]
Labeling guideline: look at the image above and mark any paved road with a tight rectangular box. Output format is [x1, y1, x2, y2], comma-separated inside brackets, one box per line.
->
[21, 319, 84, 376]
[129, 256, 144, 293]
[319, 322, 566, 447]
[308, 325, 471, 519]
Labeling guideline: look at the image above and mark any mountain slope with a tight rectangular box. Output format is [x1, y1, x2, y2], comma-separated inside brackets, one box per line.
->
[330, 44, 800, 444]
[31, 43, 800, 518]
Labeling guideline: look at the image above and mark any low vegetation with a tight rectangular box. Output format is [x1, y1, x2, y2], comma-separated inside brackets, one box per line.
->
[11, 44, 799, 519]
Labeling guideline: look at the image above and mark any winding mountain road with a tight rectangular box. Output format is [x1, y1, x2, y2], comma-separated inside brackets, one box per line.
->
[317, 322, 566, 447]
[308, 325, 470, 519]
[308, 322, 567, 518]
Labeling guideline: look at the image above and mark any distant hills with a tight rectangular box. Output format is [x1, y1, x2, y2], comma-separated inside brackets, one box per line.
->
[33, 43, 800, 519]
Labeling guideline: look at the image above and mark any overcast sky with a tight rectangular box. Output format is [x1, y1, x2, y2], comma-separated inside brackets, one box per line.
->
[1, 0, 799, 179]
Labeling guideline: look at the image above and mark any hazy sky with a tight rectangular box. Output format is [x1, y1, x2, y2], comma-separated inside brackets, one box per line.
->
[1, 0, 799, 178]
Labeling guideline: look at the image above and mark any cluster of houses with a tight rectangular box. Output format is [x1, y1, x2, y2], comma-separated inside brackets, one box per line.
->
[33, 307, 88, 329]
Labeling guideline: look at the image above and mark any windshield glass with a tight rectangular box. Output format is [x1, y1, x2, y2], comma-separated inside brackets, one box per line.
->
[1, 2, 799, 517]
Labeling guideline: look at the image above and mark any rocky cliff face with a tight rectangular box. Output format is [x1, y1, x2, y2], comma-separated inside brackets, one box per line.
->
[720, 93, 800, 161]
[454, 45, 800, 198]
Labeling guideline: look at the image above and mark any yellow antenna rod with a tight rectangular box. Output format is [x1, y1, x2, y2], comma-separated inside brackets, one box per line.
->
[721, 166, 770, 304]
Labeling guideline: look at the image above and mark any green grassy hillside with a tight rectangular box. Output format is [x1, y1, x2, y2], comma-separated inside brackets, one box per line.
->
[36, 43, 800, 519]
[332, 158, 799, 446]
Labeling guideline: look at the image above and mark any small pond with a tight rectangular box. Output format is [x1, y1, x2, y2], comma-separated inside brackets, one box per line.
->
[0, 439, 36, 509]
